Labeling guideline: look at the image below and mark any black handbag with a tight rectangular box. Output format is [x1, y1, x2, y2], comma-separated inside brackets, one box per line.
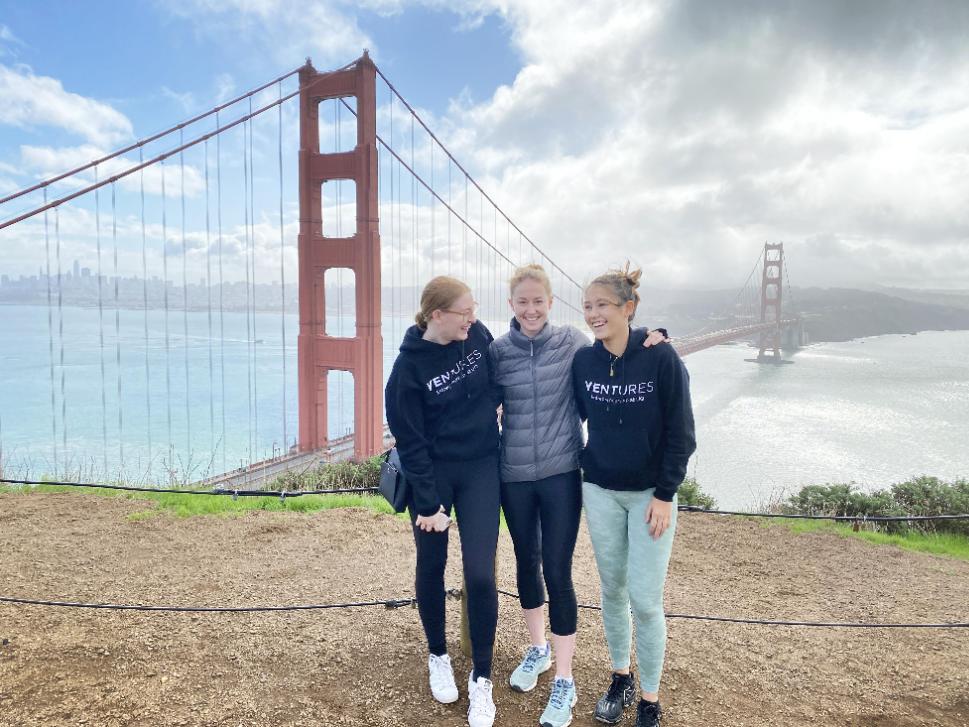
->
[378, 447, 409, 513]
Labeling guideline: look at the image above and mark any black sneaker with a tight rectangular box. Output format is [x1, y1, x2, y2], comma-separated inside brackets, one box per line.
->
[594, 672, 636, 724]
[635, 698, 662, 727]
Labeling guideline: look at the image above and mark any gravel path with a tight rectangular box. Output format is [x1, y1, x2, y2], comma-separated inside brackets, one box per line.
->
[1, 493, 967, 727]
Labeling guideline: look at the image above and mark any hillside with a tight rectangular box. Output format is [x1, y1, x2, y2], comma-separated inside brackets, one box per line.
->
[1, 492, 967, 727]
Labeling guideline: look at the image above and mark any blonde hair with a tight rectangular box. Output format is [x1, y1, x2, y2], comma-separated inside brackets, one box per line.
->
[509, 263, 552, 297]
[415, 276, 472, 329]
[587, 262, 642, 323]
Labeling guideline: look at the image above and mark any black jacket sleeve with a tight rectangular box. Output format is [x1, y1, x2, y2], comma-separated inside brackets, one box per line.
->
[487, 339, 504, 408]
[385, 359, 441, 517]
[572, 354, 588, 423]
[654, 347, 697, 501]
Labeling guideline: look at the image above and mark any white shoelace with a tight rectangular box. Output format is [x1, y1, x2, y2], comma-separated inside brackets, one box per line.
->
[469, 678, 495, 718]
[429, 655, 454, 689]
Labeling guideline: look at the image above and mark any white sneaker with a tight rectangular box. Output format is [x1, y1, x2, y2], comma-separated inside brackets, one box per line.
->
[467, 672, 496, 727]
[428, 653, 459, 704]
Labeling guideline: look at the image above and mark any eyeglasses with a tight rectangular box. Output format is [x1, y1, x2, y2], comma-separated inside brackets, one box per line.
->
[443, 302, 479, 322]
[582, 301, 623, 315]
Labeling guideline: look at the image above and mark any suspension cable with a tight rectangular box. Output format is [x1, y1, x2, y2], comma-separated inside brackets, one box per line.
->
[0, 66, 308, 207]
[139, 149, 153, 474]
[94, 167, 108, 475]
[216, 111, 227, 474]
[54, 207, 67, 460]
[1, 90, 301, 231]
[111, 183, 124, 474]
[180, 130, 191, 468]
[248, 96, 259, 462]
[205, 138, 215, 469]
[161, 160, 173, 473]
[43, 189, 58, 472]
[373, 66, 582, 293]
[277, 81, 288, 455]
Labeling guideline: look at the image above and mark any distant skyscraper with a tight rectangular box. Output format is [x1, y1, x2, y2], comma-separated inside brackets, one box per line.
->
[73, 260, 80, 279]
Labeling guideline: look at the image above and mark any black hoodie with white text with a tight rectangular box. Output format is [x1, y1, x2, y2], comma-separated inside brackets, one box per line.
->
[385, 320, 501, 517]
[571, 327, 696, 501]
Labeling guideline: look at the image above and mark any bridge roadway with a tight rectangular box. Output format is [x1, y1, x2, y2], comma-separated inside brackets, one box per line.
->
[672, 319, 800, 356]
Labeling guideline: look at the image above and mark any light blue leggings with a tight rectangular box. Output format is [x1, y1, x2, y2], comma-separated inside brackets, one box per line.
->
[583, 482, 677, 694]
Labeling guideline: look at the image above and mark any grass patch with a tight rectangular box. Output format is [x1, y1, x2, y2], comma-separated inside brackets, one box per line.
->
[763, 518, 969, 562]
[0, 483, 397, 520]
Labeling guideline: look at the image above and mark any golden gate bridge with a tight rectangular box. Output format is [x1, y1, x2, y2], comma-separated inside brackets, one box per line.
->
[0, 53, 802, 486]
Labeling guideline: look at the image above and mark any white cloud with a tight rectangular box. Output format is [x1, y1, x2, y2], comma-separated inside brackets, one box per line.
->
[0, 64, 133, 146]
[434, 0, 969, 290]
[19, 144, 207, 199]
[162, 0, 376, 67]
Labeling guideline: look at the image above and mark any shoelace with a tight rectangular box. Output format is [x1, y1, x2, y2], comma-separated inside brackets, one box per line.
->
[549, 679, 572, 710]
[429, 656, 452, 684]
[606, 673, 629, 701]
[470, 680, 495, 715]
[521, 646, 547, 673]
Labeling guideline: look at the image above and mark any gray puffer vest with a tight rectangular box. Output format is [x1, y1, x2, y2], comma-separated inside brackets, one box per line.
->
[490, 319, 589, 483]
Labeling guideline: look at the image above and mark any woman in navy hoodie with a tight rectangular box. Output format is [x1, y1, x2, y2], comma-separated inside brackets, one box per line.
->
[571, 264, 696, 727]
[385, 275, 501, 727]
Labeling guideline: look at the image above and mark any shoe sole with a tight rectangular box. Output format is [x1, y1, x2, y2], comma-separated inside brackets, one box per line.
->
[508, 660, 553, 693]
[593, 715, 621, 726]
[433, 691, 459, 705]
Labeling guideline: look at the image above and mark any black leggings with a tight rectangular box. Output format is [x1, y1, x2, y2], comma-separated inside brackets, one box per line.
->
[500, 469, 582, 636]
[410, 454, 500, 681]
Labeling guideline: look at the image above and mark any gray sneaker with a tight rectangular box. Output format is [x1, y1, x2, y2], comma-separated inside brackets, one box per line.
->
[508, 644, 552, 693]
[540, 677, 577, 727]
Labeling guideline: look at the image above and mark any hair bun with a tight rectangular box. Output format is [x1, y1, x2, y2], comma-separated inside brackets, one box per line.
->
[619, 261, 642, 289]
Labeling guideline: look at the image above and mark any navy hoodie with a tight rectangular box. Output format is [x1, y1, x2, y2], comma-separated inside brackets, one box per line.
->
[572, 327, 696, 501]
[385, 320, 501, 517]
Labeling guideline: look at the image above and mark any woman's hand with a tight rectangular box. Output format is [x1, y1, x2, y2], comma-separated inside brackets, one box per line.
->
[415, 506, 452, 533]
[645, 497, 673, 540]
[643, 329, 669, 348]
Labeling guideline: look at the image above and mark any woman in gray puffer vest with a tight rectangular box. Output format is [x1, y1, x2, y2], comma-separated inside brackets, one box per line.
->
[489, 264, 666, 727]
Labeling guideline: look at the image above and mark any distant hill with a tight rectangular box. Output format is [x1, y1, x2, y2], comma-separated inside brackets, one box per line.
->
[790, 287, 969, 342]
[638, 286, 969, 343]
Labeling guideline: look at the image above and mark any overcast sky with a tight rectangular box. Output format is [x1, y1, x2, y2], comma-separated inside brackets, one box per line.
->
[2, 0, 968, 291]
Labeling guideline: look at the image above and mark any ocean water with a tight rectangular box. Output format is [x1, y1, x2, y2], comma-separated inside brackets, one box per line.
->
[1, 304, 966, 508]
[683, 330, 969, 508]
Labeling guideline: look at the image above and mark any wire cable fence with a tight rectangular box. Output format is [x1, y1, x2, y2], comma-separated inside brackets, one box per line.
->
[4, 477, 969, 524]
[1, 588, 966, 629]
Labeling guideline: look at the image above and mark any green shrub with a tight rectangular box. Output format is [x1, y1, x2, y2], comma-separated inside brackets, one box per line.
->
[782, 477, 969, 536]
[271, 455, 383, 492]
[677, 477, 717, 510]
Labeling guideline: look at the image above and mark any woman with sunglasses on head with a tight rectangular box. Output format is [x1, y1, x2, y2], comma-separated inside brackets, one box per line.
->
[571, 264, 695, 727]
[385, 275, 503, 727]
[489, 264, 667, 727]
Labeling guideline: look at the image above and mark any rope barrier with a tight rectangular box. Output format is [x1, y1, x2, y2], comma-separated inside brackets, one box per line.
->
[2, 588, 966, 628]
[0, 594, 415, 612]
[4, 479, 968, 522]
[0, 478, 379, 498]
[494, 589, 969, 629]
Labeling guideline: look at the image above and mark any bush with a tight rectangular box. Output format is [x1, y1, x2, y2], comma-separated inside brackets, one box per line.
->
[677, 477, 717, 510]
[782, 477, 969, 536]
[271, 455, 382, 492]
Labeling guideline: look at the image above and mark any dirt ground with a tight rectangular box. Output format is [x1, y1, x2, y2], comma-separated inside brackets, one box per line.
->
[0, 493, 967, 727]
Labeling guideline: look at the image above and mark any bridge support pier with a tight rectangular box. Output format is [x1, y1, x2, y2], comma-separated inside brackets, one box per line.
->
[296, 54, 384, 460]
[755, 243, 785, 363]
